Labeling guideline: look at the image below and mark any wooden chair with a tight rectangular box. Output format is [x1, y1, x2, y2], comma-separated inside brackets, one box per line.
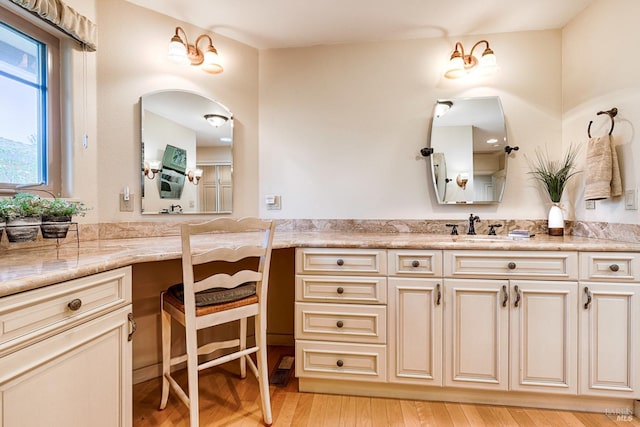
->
[159, 217, 275, 426]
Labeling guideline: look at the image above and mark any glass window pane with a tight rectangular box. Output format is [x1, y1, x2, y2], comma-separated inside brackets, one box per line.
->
[0, 22, 41, 85]
[0, 74, 40, 184]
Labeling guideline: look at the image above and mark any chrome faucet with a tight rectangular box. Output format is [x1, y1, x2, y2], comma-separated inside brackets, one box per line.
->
[170, 204, 182, 213]
[467, 213, 480, 235]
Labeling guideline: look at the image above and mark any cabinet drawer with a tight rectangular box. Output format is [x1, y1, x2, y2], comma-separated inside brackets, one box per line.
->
[296, 248, 387, 275]
[295, 275, 387, 304]
[295, 339, 386, 382]
[388, 250, 442, 277]
[579, 252, 639, 281]
[0, 267, 132, 353]
[295, 302, 386, 344]
[444, 250, 578, 280]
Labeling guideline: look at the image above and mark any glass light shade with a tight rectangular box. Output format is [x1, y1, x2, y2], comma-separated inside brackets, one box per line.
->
[201, 49, 223, 74]
[477, 52, 498, 76]
[444, 56, 466, 79]
[194, 169, 203, 179]
[168, 39, 188, 64]
[204, 114, 228, 127]
[148, 160, 162, 171]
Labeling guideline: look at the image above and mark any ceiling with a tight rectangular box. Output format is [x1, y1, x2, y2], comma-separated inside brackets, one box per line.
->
[126, 0, 594, 50]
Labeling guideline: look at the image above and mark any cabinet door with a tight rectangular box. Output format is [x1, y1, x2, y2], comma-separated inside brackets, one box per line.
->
[509, 280, 577, 394]
[580, 282, 640, 398]
[388, 278, 442, 385]
[0, 306, 133, 427]
[444, 279, 509, 390]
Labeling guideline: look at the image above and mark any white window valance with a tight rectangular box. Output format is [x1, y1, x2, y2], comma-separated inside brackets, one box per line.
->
[9, 0, 97, 51]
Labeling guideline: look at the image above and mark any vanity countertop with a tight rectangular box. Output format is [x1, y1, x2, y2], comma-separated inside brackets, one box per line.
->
[1, 231, 639, 298]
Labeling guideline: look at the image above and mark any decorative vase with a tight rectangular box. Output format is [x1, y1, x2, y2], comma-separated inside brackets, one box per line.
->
[40, 215, 72, 239]
[548, 203, 564, 236]
[5, 217, 41, 242]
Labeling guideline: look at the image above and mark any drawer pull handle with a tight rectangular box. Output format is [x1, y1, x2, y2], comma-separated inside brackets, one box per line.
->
[508, 262, 517, 270]
[412, 260, 420, 268]
[609, 264, 620, 272]
[336, 320, 344, 328]
[502, 285, 508, 307]
[514, 285, 521, 307]
[67, 298, 82, 311]
[436, 283, 441, 306]
[128, 313, 137, 341]
[584, 287, 592, 310]
[336, 359, 344, 367]
[337, 287, 344, 294]
[336, 259, 344, 266]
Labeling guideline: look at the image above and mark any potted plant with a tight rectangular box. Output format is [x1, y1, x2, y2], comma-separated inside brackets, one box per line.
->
[527, 144, 581, 236]
[40, 197, 87, 239]
[1, 193, 44, 242]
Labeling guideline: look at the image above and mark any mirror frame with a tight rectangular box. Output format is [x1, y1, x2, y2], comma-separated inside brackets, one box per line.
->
[427, 96, 508, 205]
[140, 90, 234, 215]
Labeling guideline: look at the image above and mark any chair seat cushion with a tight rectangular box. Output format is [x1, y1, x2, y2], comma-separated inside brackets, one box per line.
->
[168, 282, 256, 307]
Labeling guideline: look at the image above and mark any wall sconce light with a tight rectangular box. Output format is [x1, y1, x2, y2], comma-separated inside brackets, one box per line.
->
[187, 168, 203, 185]
[144, 160, 162, 179]
[204, 113, 229, 127]
[456, 173, 469, 190]
[444, 40, 497, 79]
[168, 26, 223, 74]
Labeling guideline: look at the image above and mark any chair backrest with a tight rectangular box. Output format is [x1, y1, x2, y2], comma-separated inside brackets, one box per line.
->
[180, 217, 275, 315]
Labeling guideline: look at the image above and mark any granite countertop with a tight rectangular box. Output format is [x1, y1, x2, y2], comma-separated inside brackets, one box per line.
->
[1, 231, 639, 298]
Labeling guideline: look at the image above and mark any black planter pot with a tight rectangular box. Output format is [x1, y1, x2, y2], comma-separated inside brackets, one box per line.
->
[5, 217, 41, 242]
[40, 215, 72, 239]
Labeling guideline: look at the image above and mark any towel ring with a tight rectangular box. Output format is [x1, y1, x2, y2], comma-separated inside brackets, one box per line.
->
[587, 107, 617, 138]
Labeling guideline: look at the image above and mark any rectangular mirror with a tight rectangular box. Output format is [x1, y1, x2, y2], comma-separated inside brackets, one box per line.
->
[428, 96, 509, 204]
[141, 90, 233, 214]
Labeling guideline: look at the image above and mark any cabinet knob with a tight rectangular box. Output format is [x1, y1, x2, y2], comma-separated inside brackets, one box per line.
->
[336, 259, 344, 266]
[412, 260, 420, 268]
[336, 320, 344, 328]
[67, 298, 82, 311]
[508, 262, 517, 270]
[336, 359, 344, 367]
[336, 287, 344, 294]
[609, 264, 620, 272]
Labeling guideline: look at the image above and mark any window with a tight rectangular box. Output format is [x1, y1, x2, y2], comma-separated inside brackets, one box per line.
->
[0, 7, 60, 194]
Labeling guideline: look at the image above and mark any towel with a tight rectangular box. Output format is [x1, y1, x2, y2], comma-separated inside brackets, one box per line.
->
[584, 134, 622, 201]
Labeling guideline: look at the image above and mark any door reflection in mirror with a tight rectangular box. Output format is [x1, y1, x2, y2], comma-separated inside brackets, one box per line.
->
[141, 90, 233, 214]
[428, 96, 507, 204]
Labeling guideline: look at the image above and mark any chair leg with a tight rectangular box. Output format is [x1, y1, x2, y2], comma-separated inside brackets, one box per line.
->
[255, 314, 272, 425]
[239, 317, 247, 379]
[159, 299, 171, 410]
[185, 324, 200, 427]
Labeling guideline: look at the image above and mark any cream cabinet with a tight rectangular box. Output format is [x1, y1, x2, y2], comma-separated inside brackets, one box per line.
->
[0, 267, 134, 427]
[443, 251, 579, 395]
[579, 252, 640, 398]
[295, 248, 387, 383]
[387, 250, 443, 385]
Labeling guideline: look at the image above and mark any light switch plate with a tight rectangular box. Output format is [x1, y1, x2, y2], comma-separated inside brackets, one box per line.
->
[119, 193, 134, 212]
[265, 195, 281, 210]
[625, 189, 637, 210]
[585, 200, 595, 210]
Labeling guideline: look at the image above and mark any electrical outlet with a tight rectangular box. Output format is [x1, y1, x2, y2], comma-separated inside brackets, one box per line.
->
[119, 193, 134, 212]
[585, 199, 595, 210]
[625, 189, 638, 210]
[265, 195, 281, 210]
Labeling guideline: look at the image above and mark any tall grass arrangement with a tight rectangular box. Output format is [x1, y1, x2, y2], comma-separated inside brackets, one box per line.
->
[528, 144, 581, 203]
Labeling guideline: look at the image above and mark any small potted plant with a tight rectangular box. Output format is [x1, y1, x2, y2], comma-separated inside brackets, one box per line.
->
[527, 144, 581, 236]
[40, 197, 87, 239]
[1, 193, 44, 242]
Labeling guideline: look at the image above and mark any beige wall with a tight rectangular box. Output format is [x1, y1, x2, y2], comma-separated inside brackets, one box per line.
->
[258, 30, 563, 220]
[96, 0, 259, 222]
[562, 0, 640, 225]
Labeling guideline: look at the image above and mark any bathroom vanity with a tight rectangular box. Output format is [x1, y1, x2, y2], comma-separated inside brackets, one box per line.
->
[1, 230, 639, 423]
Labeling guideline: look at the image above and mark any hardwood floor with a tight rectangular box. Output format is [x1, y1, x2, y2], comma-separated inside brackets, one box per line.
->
[133, 346, 639, 426]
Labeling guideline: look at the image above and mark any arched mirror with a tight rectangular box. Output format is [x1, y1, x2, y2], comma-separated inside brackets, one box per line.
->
[428, 96, 509, 204]
[140, 90, 233, 214]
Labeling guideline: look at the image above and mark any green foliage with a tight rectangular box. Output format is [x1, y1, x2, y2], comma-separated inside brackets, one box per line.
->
[527, 144, 581, 203]
[0, 193, 44, 220]
[41, 198, 88, 217]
